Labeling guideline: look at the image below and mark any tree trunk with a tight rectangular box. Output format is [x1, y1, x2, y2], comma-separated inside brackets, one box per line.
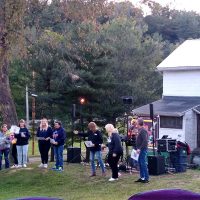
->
[0, 48, 18, 126]
[0, 1, 19, 166]
[0, 1, 18, 126]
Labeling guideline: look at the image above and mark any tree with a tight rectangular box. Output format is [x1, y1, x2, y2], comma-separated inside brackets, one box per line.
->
[143, 0, 200, 43]
[0, 0, 26, 125]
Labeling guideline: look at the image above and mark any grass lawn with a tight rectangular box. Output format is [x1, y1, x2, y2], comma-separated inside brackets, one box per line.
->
[0, 161, 200, 200]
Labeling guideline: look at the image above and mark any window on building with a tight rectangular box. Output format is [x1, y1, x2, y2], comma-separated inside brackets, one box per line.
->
[160, 116, 183, 129]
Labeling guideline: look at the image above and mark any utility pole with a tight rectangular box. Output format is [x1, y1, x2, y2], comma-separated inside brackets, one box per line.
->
[31, 94, 37, 155]
[26, 85, 29, 129]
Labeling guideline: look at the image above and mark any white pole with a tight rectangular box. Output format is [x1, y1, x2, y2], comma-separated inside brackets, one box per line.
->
[26, 85, 29, 129]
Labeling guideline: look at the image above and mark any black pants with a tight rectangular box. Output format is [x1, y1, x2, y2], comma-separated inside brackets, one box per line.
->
[108, 153, 121, 179]
[12, 144, 18, 165]
[38, 142, 51, 164]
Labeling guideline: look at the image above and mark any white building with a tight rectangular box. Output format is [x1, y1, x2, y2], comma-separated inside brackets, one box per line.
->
[132, 39, 200, 150]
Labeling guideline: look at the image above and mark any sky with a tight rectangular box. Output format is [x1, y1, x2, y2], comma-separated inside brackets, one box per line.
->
[115, 0, 200, 14]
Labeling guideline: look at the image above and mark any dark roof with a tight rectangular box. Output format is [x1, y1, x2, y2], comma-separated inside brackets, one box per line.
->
[132, 96, 200, 117]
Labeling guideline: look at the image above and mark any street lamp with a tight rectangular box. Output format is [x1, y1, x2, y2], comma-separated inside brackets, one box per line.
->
[79, 97, 86, 105]
[79, 97, 86, 133]
[31, 93, 37, 155]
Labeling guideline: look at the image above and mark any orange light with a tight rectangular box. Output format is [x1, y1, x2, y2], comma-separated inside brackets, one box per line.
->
[80, 97, 86, 105]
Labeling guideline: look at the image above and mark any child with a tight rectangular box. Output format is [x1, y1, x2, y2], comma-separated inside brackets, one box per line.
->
[0, 124, 11, 170]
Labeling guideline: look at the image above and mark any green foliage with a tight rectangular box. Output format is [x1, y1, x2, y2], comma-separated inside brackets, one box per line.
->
[9, 60, 28, 119]
[144, 1, 200, 43]
[9, 0, 200, 126]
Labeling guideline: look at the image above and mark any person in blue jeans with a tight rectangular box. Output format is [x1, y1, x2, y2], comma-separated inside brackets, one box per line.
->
[88, 122, 105, 177]
[51, 121, 66, 171]
[135, 118, 149, 183]
[75, 122, 105, 177]
[15, 119, 30, 168]
[0, 124, 10, 170]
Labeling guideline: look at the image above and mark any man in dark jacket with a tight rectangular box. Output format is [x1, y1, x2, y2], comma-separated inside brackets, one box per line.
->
[135, 118, 149, 183]
[51, 121, 66, 171]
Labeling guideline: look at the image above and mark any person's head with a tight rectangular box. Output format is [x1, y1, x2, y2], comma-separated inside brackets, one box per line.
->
[54, 121, 62, 129]
[19, 119, 26, 128]
[105, 124, 115, 136]
[1, 124, 8, 133]
[40, 118, 48, 130]
[88, 122, 97, 132]
[137, 118, 144, 128]
[131, 119, 137, 125]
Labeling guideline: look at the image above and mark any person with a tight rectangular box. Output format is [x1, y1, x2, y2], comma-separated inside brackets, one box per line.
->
[36, 118, 53, 169]
[15, 119, 30, 168]
[105, 124, 123, 182]
[10, 132, 18, 168]
[51, 121, 66, 171]
[135, 118, 149, 183]
[0, 124, 11, 170]
[74, 122, 106, 177]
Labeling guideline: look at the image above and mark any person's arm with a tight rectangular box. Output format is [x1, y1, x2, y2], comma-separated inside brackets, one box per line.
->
[25, 128, 30, 139]
[36, 127, 40, 137]
[137, 130, 148, 152]
[139, 131, 148, 149]
[5, 136, 11, 144]
[45, 127, 53, 140]
[54, 129, 65, 145]
[112, 134, 121, 155]
[14, 132, 21, 139]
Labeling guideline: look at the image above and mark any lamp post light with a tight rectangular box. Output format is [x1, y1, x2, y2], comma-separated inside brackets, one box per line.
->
[31, 93, 37, 155]
[79, 97, 86, 133]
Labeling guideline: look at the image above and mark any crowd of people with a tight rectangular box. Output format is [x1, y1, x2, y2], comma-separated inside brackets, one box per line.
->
[0, 117, 149, 183]
[0, 118, 66, 172]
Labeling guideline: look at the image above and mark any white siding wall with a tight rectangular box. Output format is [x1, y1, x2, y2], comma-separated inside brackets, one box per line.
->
[163, 70, 200, 97]
[184, 110, 197, 150]
[159, 128, 185, 141]
[159, 111, 197, 150]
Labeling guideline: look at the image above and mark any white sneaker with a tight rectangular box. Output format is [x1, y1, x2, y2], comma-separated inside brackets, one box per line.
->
[17, 165, 22, 168]
[38, 163, 44, 168]
[11, 164, 17, 169]
[108, 177, 118, 182]
[43, 164, 48, 168]
[23, 164, 27, 168]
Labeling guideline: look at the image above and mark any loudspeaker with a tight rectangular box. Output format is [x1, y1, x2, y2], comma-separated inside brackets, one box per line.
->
[67, 147, 81, 163]
[149, 103, 154, 120]
[148, 155, 165, 175]
[157, 139, 176, 152]
[122, 96, 133, 104]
